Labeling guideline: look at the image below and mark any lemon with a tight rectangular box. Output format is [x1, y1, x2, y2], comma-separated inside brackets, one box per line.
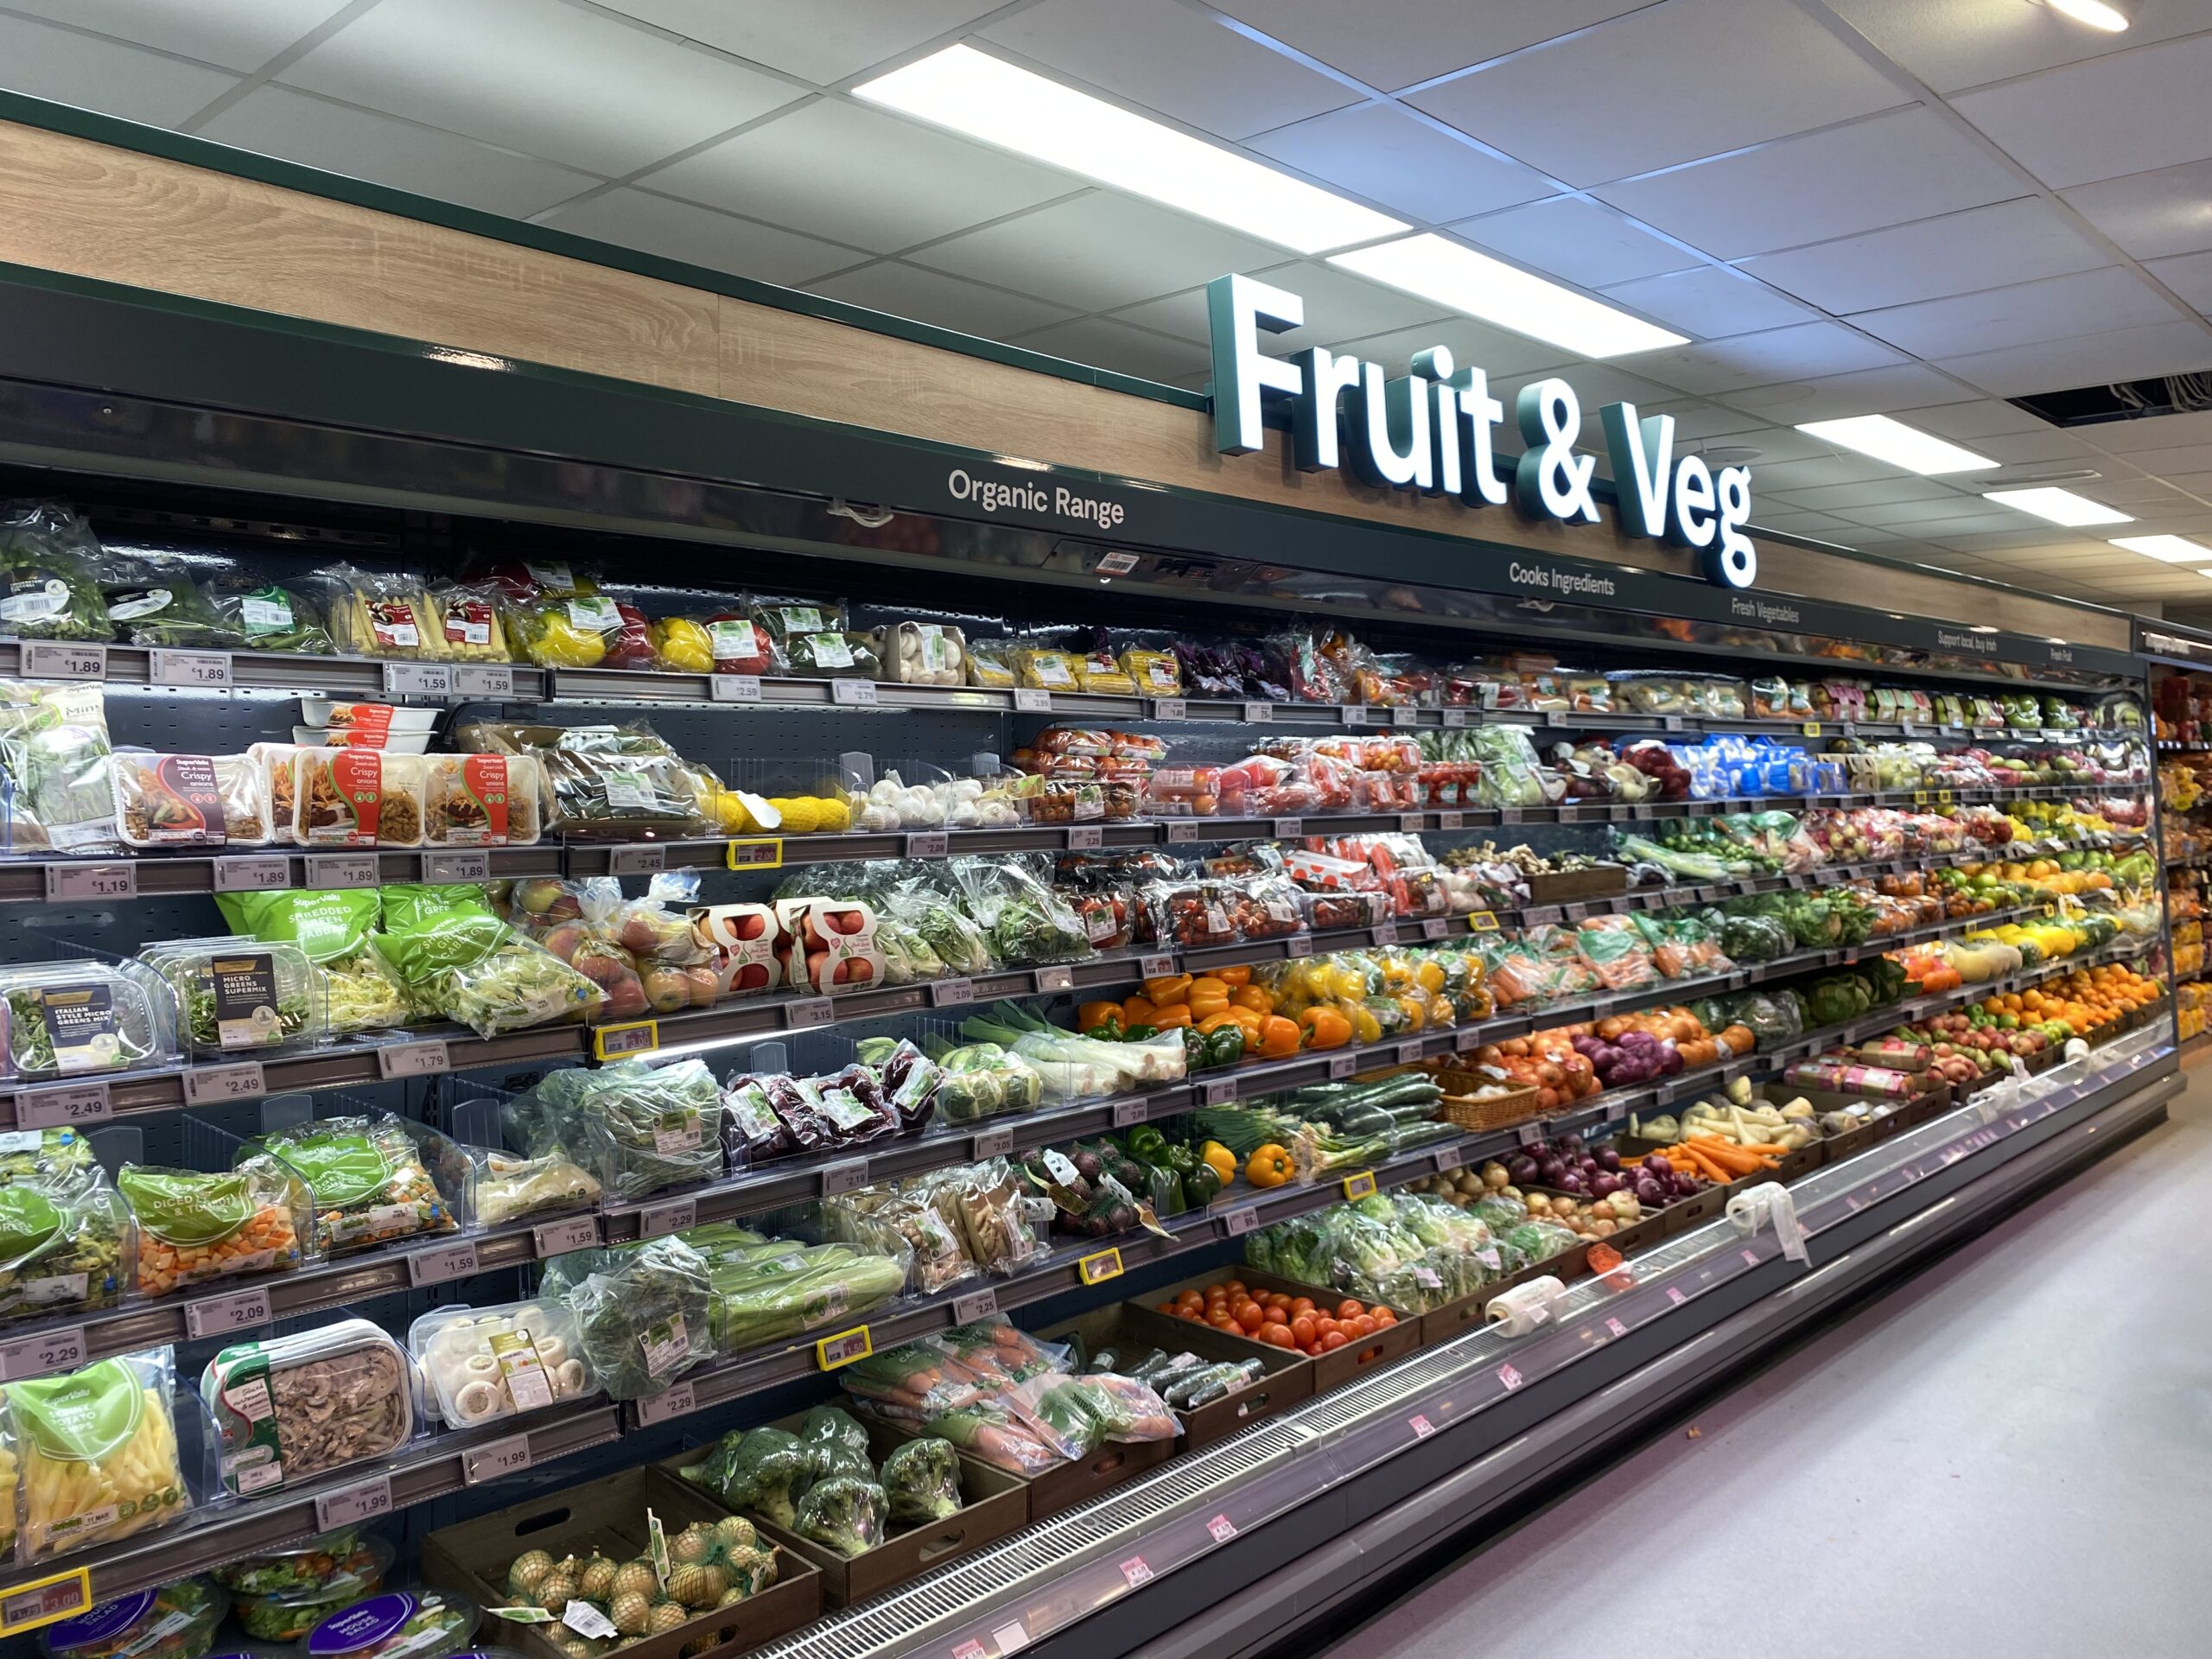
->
[716, 792, 753, 833]
[812, 795, 851, 832]
[779, 798, 822, 835]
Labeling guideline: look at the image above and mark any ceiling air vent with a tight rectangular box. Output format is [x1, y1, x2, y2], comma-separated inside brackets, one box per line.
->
[2011, 371, 2212, 428]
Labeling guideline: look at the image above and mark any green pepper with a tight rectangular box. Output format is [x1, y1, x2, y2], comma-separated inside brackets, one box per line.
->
[1122, 1023, 1159, 1040]
[1182, 1160, 1223, 1204]
[1182, 1027, 1210, 1071]
[1083, 1013, 1126, 1039]
[1200, 1024, 1246, 1069]
[1126, 1124, 1170, 1162]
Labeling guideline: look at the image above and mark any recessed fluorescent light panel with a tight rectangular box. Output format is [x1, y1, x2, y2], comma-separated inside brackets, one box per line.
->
[1983, 486, 2133, 526]
[2113, 534, 2212, 563]
[854, 45, 1407, 254]
[1327, 233, 1686, 359]
[2049, 0, 2132, 32]
[1796, 415, 1994, 475]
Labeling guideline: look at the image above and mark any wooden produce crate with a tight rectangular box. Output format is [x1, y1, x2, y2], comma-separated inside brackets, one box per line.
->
[1526, 864, 1629, 904]
[1039, 1301, 1312, 1452]
[1147, 1266, 1422, 1394]
[424, 1466, 820, 1659]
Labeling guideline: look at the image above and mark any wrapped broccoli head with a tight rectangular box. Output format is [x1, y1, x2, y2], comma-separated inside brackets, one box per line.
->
[717, 1426, 815, 1527]
[800, 1405, 871, 1459]
[794, 1475, 888, 1559]
[880, 1435, 963, 1525]
[680, 1427, 749, 1497]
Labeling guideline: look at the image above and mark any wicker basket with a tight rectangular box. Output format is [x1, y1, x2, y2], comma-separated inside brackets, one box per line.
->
[1433, 1071, 1542, 1132]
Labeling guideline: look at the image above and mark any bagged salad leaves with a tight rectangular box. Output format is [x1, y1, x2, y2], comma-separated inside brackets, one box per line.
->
[119, 1157, 306, 1295]
[0, 1166, 132, 1325]
[247, 1111, 457, 1255]
[948, 854, 1092, 965]
[214, 886, 410, 1035]
[370, 906, 603, 1035]
[213, 1532, 391, 1641]
[508, 1060, 723, 1200]
[93, 550, 243, 650]
[0, 679, 120, 852]
[559, 1234, 716, 1400]
[204, 575, 334, 653]
[0, 501, 111, 641]
[3, 1347, 190, 1560]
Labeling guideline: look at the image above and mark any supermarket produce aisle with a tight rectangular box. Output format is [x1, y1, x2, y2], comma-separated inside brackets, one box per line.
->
[1338, 1055, 2212, 1659]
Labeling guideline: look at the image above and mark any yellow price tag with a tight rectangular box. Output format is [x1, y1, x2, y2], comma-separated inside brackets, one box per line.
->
[1802, 721, 1821, 738]
[1938, 789, 1954, 805]
[1078, 1248, 1124, 1285]
[1913, 790, 1929, 806]
[1341, 1170, 1378, 1200]
[0, 1569, 92, 1636]
[593, 1020, 658, 1061]
[1465, 911, 1500, 933]
[726, 837, 784, 871]
[814, 1325, 873, 1370]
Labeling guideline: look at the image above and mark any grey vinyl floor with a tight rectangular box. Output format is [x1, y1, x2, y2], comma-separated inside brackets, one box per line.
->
[1338, 1054, 2212, 1658]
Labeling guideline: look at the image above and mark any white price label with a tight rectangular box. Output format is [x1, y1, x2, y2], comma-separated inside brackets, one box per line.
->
[821, 1158, 870, 1196]
[1035, 965, 1074, 994]
[1112, 1098, 1149, 1128]
[640, 1198, 696, 1239]
[1065, 825, 1103, 850]
[42, 862, 136, 901]
[1241, 702, 1273, 723]
[1497, 1362, 1523, 1391]
[1390, 706, 1418, 728]
[634, 1381, 696, 1427]
[315, 1477, 393, 1532]
[0, 1325, 86, 1380]
[149, 649, 232, 687]
[1661, 715, 1685, 732]
[305, 853, 379, 890]
[952, 1288, 999, 1324]
[1665, 1285, 1688, 1306]
[971, 1128, 1014, 1159]
[213, 854, 291, 892]
[929, 977, 975, 1007]
[1421, 918, 1448, 940]
[785, 997, 836, 1031]
[1498, 807, 1522, 824]
[423, 851, 490, 885]
[465, 1434, 533, 1484]
[381, 661, 452, 697]
[1371, 922, 1399, 946]
[408, 1241, 480, 1286]
[1605, 1316, 1628, 1338]
[1433, 1144, 1464, 1171]
[607, 845, 665, 875]
[1516, 1122, 1542, 1147]
[709, 674, 761, 703]
[830, 678, 879, 706]
[182, 1061, 265, 1105]
[1137, 953, 1175, 980]
[1436, 810, 1464, 830]
[1441, 709, 1467, 728]
[23, 643, 105, 679]
[1202, 1078, 1237, 1106]
[1328, 1054, 1357, 1079]
[15, 1083, 111, 1130]
[1395, 1039, 1424, 1066]
[1013, 688, 1052, 713]
[1455, 1027, 1480, 1052]
[1342, 705, 1370, 727]
[1408, 1413, 1435, 1439]
[1272, 817, 1303, 840]
[905, 832, 949, 857]
[377, 1039, 449, 1079]
[1151, 698, 1187, 721]
[533, 1214, 600, 1256]
[1222, 1207, 1258, 1237]
[1285, 935, 1313, 958]
[454, 664, 516, 698]
[1398, 812, 1427, 833]
[1165, 820, 1198, 843]
[1206, 1514, 1236, 1543]
[1121, 1556, 1154, 1589]
[186, 1287, 271, 1339]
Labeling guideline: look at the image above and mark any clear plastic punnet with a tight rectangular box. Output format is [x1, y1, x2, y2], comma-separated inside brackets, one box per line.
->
[408, 1298, 598, 1427]
[0, 956, 174, 1083]
[141, 936, 327, 1057]
[202, 1316, 420, 1497]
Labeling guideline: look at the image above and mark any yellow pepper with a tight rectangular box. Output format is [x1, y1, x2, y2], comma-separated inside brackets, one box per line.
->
[1187, 976, 1232, 1020]
[1230, 983, 1274, 1015]
[1213, 965, 1254, 988]
[651, 616, 715, 674]
[1199, 1141, 1238, 1185]
[1143, 973, 1192, 1007]
[1339, 997, 1382, 1045]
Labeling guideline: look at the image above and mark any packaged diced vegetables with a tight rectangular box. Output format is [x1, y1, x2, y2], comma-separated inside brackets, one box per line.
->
[0, 1166, 132, 1324]
[119, 1156, 305, 1296]
[205, 577, 334, 654]
[421, 753, 541, 846]
[248, 1111, 458, 1255]
[409, 1300, 596, 1426]
[0, 961, 168, 1081]
[3, 1347, 190, 1560]
[37, 1577, 229, 1659]
[0, 502, 113, 641]
[142, 937, 326, 1055]
[204, 1318, 416, 1495]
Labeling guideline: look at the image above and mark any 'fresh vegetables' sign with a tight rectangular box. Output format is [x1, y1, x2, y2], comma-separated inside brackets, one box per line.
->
[1208, 274, 1757, 589]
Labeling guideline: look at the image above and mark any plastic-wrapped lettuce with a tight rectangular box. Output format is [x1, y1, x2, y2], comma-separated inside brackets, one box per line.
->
[0, 502, 111, 642]
[369, 907, 603, 1036]
[559, 1234, 715, 1401]
[506, 1060, 722, 1200]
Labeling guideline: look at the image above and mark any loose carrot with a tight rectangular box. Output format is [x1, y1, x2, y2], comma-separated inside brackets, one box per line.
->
[1681, 1144, 1732, 1183]
[1685, 1136, 1764, 1175]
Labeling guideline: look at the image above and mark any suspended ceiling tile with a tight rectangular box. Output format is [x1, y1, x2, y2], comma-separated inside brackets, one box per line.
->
[1618, 321, 1906, 397]
[3, 0, 353, 73]
[807, 260, 1077, 338]
[1848, 266, 2185, 359]
[200, 86, 600, 219]
[1822, 0, 2212, 94]
[1885, 397, 2052, 440]
[1595, 107, 2024, 261]
[1405, 0, 1905, 186]
[639, 99, 1073, 255]
[1674, 425, 1847, 468]
[1508, 359, 1690, 413]
[1734, 453, 1905, 492]
[1736, 198, 2110, 315]
[1952, 32, 2212, 190]
[1934, 318, 2212, 398]
[1767, 476, 1970, 512]
[278, 0, 804, 175]
[1972, 428, 2114, 466]
[1747, 509, 1863, 540]
[2061, 158, 2212, 262]
[534, 188, 860, 286]
[2145, 251, 2212, 315]
[1109, 260, 1452, 350]
[981, 0, 1358, 141]
[1596, 266, 1816, 340]
[590, 0, 1006, 86]
[1210, 0, 1658, 92]
[1248, 104, 1558, 224]
[1326, 315, 1569, 379]
[1451, 196, 1695, 289]
[2068, 410, 2212, 450]
[1836, 502, 2025, 530]
[2096, 442, 2212, 478]
[1929, 526, 2094, 550]
[1008, 315, 1213, 383]
[1640, 400, 1775, 442]
[909, 192, 1283, 313]
[1719, 363, 1977, 428]
[0, 11, 236, 126]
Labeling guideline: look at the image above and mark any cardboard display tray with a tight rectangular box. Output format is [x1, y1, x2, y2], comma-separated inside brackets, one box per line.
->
[1039, 1300, 1313, 1452]
[1147, 1266, 1423, 1393]
[423, 1465, 820, 1659]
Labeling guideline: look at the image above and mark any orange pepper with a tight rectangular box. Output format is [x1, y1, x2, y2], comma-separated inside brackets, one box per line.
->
[1299, 1006, 1352, 1049]
[1148, 1001, 1193, 1030]
[1256, 1014, 1301, 1058]
[1078, 1001, 1124, 1033]
[1213, 965, 1253, 988]
[1187, 976, 1232, 1020]
[1244, 1144, 1294, 1187]
[1229, 1007, 1264, 1046]
[1230, 983, 1274, 1015]
[1121, 995, 1159, 1025]
[1142, 973, 1192, 1007]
